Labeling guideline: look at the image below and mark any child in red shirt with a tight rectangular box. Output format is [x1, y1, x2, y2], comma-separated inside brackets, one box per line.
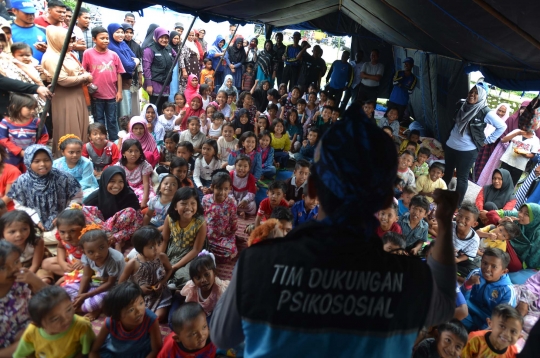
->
[376, 202, 402, 238]
[82, 123, 120, 178]
[250, 181, 288, 234]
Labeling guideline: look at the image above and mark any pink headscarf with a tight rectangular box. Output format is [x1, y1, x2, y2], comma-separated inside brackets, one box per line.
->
[184, 74, 200, 105]
[193, 29, 204, 59]
[180, 94, 205, 131]
[125, 116, 157, 153]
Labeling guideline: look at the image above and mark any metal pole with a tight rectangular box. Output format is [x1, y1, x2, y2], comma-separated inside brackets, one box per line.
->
[155, 15, 198, 105]
[36, 0, 83, 140]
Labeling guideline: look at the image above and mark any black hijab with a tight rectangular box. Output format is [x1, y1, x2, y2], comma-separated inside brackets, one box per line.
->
[141, 24, 159, 50]
[83, 166, 140, 220]
[232, 108, 254, 135]
[169, 30, 181, 54]
[252, 81, 270, 112]
[227, 37, 246, 64]
[122, 22, 143, 58]
[483, 168, 515, 209]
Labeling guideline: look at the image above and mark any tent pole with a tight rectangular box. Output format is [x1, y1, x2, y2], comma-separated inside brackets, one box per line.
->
[36, 0, 83, 140]
[473, 0, 540, 51]
[154, 15, 198, 106]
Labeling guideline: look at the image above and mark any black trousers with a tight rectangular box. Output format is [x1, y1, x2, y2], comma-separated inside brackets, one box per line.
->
[442, 144, 479, 206]
[500, 162, 523, 188]
[282, 65, 300, 92]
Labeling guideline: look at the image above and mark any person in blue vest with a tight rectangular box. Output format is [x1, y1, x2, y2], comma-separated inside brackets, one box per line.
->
[210, 101, 459, 357]
[325, 50, 354, 111]
[387, 57, 417, 123]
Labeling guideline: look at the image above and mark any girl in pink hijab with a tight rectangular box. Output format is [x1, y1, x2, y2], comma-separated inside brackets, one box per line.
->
[124, 116, 160, 167]
[184, 74, 200, 105]
[179, 93, 205, 131]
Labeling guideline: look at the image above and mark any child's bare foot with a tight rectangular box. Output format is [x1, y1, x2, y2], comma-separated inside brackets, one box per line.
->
[239, 211, 246, 219]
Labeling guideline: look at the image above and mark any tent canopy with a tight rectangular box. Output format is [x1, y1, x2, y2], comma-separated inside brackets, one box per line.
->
[92, 0, 540, 86]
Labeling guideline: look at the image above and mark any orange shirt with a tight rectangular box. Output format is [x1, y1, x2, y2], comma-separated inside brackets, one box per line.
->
[0, 163, 21, 211]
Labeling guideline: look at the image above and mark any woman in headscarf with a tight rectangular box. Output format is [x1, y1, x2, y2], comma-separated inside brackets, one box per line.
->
[251, 80, 271, 112]
[142, 27, 176, 113]
[8, 145, 82, 243]
[41, 26, 92, 152]
[193, 29, 204, 65]
[179, 93, 205, 131]
[107, 23, 138, 118]
[184, 74, 200, 105]
[245, 36, 258, 69]
[0, 19, 12, 54]
[476, 168, 516, 212]
[124, 116, 160, 167]
[83, 166, 143, 250]
[210, 101, 459, 356]
[167, 30, 181, 104]
[224, 37, 246, 89]
[198, 28, 208, 54]
[141, 24, 159, 50]
[441, 85, 506, 205]
[477, 101, 534, 187]
[178, 30, 201, 94]
[474, 102, 510, 183]
[208, 35, 226, 89]
[255, 39, 276, 85]
[122, 22, 143, 115]
[169, 31, 181, 54]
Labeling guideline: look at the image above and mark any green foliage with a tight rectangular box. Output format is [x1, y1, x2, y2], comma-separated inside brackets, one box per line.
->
[62, 0, 78, 11]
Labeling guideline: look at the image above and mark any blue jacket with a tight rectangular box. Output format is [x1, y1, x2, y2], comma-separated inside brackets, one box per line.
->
[461, 268, 516, 330]
[228, 149, 262, 180]
[261, 146, 274, 169]
[291, 200, 318, 228]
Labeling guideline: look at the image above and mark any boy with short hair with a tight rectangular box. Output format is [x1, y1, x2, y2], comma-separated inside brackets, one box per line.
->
[285, 160, 310, 206]
[313, 105, 332, 136]
[158, 302, 217, 357]
[398, 195, 429, 255]
[376, 202, 402, 238]
[381, 232, 406, 254]
[331, 108, 340, 123]
[416, 162, 448, 203]
[266, 103, 278, 122]
[454, 202, 481, 279]
[462, 304, 522, 357]
[226, 90, 237, 112]
[413, 319, 468, 358]
[82, 26, 125, 142]
[476, 221, 521, 253]
[295, 127, 319, 163]
[270, 206, 294, 234]
[397, 150, 416, 188]
[254, 180, 289, 228]
[158, 102, 181, 131]
[242, 63, 255, 91]
[461, 248, 517, 331]
[398, 185, 418, 216]
[412, 147, 431, 178]
[291, 191, 319, 228]
[362, 100, 376, 125]
[399, 129, 421, 155]
[200, 58, 215, 93]
[379, 107, 400, 137]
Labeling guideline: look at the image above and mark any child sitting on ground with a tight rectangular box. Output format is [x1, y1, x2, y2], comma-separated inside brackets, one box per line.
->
[381, 232, 406, 254]
[117, 115, 130, 140]
[476, 221, 521, 254]
[398, 195, 429, 255]
[217, 123, 238, 168]
[248, 180, 289, 233]
[83, 123, 121, 178]
[208, 111, 225, 140]
[90, 281, 162, 358]
[454, 202, 481, 280]
[285, 159, 310, 207]
[202, 171, 238, 260]
[399, 129, 421, 155]
[312, 105, 332, 136]
[462, 304, 522, 358]
[230, 155, 257, 218]
[144, 175, 180, 232]
[376, 203, 402, 238]
[193, 139, 221, 201]
[169, 158, 194, 188]
[13, 286, 95, 358]
[156, 131, 179, 175]
[119, 226, 172, 322]
[397, 150, 416, 188]
[398, 185, 417, 217]
[158, 302, 217, 358]
[416, 162, 447, 204]
[176, 141, 196, 177]
[291, 191, 319, 228]
[179, 117, 206, 158]
[248, 207, 294, 246]
[180, 250, 230, 317]
[0, 93, 49, 170]
[227, 131, 262, 180]
[379, 107, 400, 137]
[259, 130, 276, 180]
[461, 248, 517, 331]
[362, 100, 376, 125]
[295, 127, 319, 163]
[413, 319, 468, 358]
[158, 102, 182, 131]
[412, 147, 431, 179]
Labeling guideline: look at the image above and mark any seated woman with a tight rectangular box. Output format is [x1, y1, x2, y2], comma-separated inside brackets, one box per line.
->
[83, 166, 143, 252]
[476, 168, 516, 223]
[7, 145, 82, 244]
[516, 270, 540, 337]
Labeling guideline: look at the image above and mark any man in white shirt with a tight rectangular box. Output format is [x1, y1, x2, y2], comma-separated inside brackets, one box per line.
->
[358, 49, 384, 102]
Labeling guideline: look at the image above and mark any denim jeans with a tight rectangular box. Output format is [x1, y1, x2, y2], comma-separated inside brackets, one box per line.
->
[92, 98, 118, 141]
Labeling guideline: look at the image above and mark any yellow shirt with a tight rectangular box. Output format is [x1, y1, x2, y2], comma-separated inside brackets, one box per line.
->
[14, 314, 95, 358]
[415, 175, 448, 203]
[399, 139, 420, 155]
[478, 225, 507, 251]
[270, 133, 291, 151]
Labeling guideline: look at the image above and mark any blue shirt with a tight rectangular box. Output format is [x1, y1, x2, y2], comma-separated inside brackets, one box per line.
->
[291, 200, 318, 228]
[446, 110, 507, 151]
[327, 60, 353, 90]
[389, 70, 417, 106]
[285, 44, 302, 66]
[398, 212, 428, 247]
[11, 24, 46, 63]
[398, 199, 409, 216]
